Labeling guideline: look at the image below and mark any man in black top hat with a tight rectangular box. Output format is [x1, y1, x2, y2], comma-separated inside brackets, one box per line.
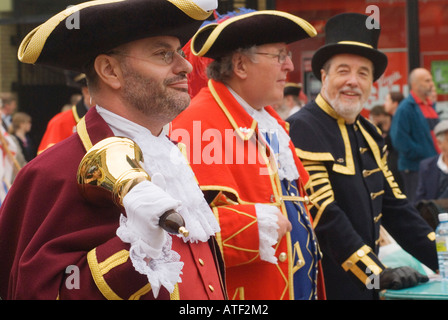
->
[287, 13, 438, 300]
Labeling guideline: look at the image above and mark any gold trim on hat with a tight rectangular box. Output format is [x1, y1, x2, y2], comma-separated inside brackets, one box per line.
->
[18, 0, 213, 66]
[337, 41, 373, 49]
[285, 82, 302, 88]
[167, 0, 214, 20]
[191, 10, 317, 57]
[18, 0, 125, 64]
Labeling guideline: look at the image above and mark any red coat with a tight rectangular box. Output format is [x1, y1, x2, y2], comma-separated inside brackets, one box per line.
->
[171, 80, 325, 300]
[37, 101, 87, 155]
[0, 107, 225, 300]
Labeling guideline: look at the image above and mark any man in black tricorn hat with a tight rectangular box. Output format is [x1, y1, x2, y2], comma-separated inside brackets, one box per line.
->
[287, 13, 438, 300]
[0, 0, 226, 300]
[172, 10, 326, 300]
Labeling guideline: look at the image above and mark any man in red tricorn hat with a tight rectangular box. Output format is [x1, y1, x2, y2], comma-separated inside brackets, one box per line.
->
[0, 0, 226, 300]
[171, 10, 326, 300]
[287, 12, 437, 300]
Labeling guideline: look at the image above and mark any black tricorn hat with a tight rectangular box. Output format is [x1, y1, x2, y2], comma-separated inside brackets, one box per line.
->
[284, 82, 301, 96]
[191, 10, 317, 59]
[18, 0, 215, 72]
[312, 12, 388, 82]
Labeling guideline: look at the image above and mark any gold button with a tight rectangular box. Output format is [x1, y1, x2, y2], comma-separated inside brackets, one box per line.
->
[198, 258, 204, 266]
[278, 252, 287, 262]
[304, 195, 310, 205]
[357, 249, 365, 258]
[208, 284, 214, 292]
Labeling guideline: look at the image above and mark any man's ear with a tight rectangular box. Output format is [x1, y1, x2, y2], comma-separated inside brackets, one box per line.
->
[320, 69, 327, 83]
[232, 53, 249, 80]
[94, 54, 123, 90]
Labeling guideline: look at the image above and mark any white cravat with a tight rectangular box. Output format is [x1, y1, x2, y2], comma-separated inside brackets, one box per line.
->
[225, 88, 300, 264]
[227, 86, 299, 181]
[96, 106, 220, 242]
[95, 106, 220, 297]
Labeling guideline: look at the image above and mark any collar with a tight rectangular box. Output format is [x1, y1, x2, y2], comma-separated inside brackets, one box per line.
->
[79, 105, 220, 243]
[313, 94, 387, 176]
[208, 79, 257, 141]
[410, 90, 431, 107]
[438, 154, 448, 174]
[226, 85, 299, 181]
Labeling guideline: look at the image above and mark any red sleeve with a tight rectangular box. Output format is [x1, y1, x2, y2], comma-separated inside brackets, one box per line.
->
[211, 200, 261, 268]
[38, 110, 77, 154]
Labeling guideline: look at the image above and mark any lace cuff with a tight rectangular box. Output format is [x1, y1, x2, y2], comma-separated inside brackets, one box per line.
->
[255, 203, 279, 264]
[116, 215, 184, 298]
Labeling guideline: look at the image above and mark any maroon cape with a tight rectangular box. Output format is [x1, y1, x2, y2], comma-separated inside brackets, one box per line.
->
[0, 107, 225, 300]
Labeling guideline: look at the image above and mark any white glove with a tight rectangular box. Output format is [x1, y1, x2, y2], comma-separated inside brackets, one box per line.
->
[122, 175, 181, 259]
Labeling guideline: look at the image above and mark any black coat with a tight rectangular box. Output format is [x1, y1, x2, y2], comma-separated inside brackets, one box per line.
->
[287, 95, 438, 300]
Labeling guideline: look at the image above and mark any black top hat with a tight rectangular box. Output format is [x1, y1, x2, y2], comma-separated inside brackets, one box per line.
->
[311, 12, 387, 81]
[284, 82, 301, 96]
[18, 0, 215, 72]
[191, 10, 317, 59]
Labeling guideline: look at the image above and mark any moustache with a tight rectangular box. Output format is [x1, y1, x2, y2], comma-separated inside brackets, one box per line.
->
[339, 87, 363, 95]
[164, 74, 188, 86]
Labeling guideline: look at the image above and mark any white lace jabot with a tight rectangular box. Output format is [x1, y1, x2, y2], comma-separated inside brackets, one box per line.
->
[226, 87, 299, 181]
[96, 106, 220, 242]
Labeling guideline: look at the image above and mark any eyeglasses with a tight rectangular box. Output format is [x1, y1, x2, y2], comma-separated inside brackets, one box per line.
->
[108, 48, 186, 65]
[255, 51, 292, 64]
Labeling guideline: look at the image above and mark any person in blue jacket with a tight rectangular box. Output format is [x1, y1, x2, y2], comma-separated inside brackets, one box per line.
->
[416, 120, 448, 202]
[390, 68, 439, 203]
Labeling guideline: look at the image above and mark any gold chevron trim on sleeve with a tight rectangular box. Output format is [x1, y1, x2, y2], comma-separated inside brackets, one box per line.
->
[342, 245, 383, 285]
[301, 159, 335, 227]
[87, 248, 158, 300]
[295, 147, 334, 162]
[87, 248, 128, 300]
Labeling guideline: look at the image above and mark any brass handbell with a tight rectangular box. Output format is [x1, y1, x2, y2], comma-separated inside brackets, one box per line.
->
[77, 136, 189, 237]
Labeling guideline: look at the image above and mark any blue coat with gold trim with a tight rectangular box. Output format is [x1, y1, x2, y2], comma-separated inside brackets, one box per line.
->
[287, 95, 438, 300]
